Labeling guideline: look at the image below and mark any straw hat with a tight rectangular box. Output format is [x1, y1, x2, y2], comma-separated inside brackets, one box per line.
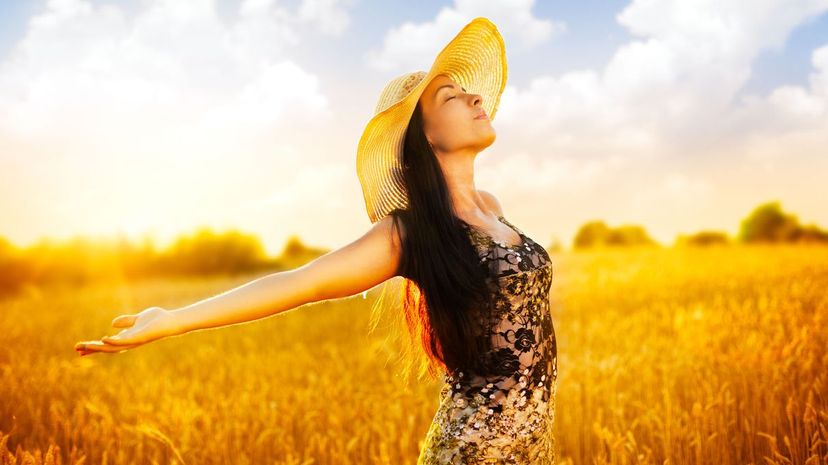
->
[356, 16, 507, 224]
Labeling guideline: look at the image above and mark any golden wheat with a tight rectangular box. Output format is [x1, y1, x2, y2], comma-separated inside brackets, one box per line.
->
[1, 244, 826, 464]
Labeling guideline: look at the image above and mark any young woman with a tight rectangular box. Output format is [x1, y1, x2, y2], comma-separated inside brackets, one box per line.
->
[75, 17, 558, 465]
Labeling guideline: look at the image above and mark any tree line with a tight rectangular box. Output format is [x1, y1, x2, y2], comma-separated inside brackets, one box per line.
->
[573, 200, 827, 249]
[0, 200, 824, 297]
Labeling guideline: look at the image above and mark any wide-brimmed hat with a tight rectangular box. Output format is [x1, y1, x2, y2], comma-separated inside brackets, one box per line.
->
[356, 16, 507, 224]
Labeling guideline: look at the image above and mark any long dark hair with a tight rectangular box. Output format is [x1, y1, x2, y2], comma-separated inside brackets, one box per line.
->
[376, 100, 495, 381]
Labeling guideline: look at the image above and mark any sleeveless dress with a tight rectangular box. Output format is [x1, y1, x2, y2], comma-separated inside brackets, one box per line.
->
[417, 215, 558, 464]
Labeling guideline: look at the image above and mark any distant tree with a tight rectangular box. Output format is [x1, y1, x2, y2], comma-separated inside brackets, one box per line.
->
[573, 221, 612, 248]
[0, 237, 29, 294]
[161, 227, 268, 275]
[792, 224, 828, 242]
[545, 236, 564, 252]
[278, 235, 329, 268]
[605, 225, 657, 246]
[282, 235, 310, 257]
[739, 201, 802, 242]
[675, 231, 730, 247]
[0, 226, 334, 297]
[573, 220, 658, 249]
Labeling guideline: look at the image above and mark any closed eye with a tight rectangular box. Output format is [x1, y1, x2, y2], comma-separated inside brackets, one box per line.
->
[443, 87, 466, 103]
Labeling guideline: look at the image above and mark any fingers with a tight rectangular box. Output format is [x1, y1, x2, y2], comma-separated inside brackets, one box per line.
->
[112, 314, 137, 328]
[74, 310, 149, 355]
[101, 332, 136, 345]
[74, 340, 139, 356]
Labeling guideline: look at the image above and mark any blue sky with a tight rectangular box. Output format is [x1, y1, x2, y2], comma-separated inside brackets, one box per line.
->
[4, 0, 826, 92]
[1, 0, 827, 253]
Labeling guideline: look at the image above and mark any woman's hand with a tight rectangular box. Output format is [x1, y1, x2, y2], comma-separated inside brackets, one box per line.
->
[74, 306, 179, 356]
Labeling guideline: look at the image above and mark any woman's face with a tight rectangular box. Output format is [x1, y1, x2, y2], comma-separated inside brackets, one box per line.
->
[418, 73, 495, 156]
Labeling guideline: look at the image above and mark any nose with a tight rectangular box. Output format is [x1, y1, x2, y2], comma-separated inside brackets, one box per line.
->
[470, 92, 482, 107]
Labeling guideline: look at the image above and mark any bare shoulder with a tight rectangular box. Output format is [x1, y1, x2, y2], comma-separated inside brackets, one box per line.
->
[297, 213, 406, 302]
[373, 212, 405, 252]
[477, 189, 505, 217]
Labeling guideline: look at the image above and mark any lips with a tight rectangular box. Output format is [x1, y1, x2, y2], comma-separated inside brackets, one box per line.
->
[474, 111, 488, 120]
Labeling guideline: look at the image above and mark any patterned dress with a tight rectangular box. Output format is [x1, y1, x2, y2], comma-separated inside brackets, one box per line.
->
[417, 215, 558, 465]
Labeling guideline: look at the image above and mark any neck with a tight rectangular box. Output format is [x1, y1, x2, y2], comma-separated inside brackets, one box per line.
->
[436, 148, 491, 220]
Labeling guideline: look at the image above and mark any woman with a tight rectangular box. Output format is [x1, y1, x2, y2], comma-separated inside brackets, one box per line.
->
[75, 17, 558, 464]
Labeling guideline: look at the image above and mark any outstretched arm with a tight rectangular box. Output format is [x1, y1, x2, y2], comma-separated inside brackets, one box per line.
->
[75, 215, 404, 355]
[170, 214, 403, 334]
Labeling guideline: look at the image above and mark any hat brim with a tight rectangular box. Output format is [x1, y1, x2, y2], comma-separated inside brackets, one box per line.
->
[356, 17, 508, 224]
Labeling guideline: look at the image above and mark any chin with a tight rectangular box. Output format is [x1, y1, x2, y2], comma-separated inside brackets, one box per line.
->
[477, 129, 496, 149]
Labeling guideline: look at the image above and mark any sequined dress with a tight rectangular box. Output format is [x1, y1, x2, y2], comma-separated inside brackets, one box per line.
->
[416, 215, 558, 464]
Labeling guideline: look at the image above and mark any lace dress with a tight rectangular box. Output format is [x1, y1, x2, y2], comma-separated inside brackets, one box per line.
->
[417, 215, 558, 465]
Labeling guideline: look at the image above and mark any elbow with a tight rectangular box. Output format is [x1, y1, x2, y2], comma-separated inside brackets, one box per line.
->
[275, 267, 327, 308]
[299, 272, 328, 305]
[303, 276, 369, 303]
[307, 282, 327, 304]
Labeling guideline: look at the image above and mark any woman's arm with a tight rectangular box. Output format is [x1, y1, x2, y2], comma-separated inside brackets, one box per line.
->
[169, 214, 403, 334]
[76, 215, 404, 354]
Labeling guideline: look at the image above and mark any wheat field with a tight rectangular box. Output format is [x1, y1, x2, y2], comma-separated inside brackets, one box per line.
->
[1, 244, 826, 465]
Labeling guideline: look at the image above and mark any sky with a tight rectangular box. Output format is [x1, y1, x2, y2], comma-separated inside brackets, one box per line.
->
[0, 0, 826, 255]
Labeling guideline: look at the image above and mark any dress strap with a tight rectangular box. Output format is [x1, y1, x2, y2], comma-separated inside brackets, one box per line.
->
[459, 215, 525, 249]
[496, 215, 525, 237]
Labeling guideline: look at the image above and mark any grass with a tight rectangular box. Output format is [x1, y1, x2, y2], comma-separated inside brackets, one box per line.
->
[1, 243, 826, 464]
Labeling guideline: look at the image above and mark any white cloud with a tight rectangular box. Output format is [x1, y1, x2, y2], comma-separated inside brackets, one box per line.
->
[477, 151, 622, 196]
[259, 158, 351, 210]
[3, 0, 828, 248]
[363, 0, 565, 72]
[0, 0, 355, 144]
[0, 0, 362, 247]
[492, 0, 828, 163]
[766, 43, 828, 117]
[470, 0, 828, 243]
[662, 172, 714, 197]
[295, 0, 355, 35]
